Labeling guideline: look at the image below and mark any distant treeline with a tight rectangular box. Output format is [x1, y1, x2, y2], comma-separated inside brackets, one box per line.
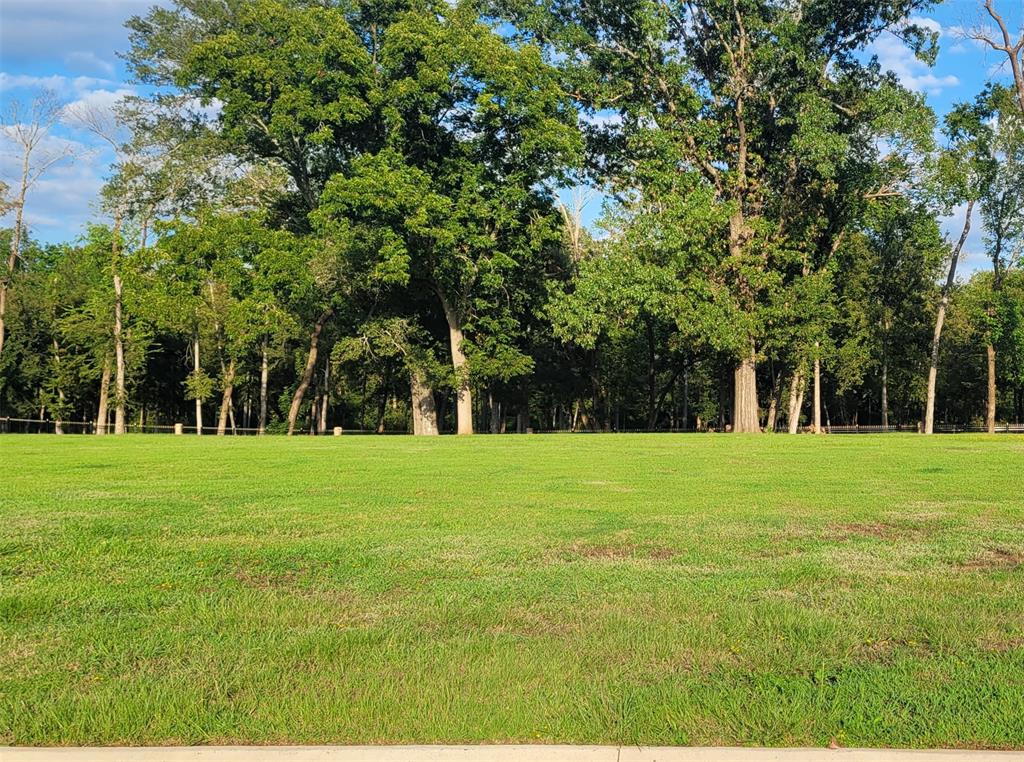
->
[1, 0, 1023, 435]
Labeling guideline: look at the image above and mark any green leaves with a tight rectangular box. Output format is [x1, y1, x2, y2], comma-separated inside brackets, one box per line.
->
[184, 366, 214, 402]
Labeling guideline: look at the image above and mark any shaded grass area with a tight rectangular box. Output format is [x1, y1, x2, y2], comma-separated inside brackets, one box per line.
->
[1, 433, 1023, 748]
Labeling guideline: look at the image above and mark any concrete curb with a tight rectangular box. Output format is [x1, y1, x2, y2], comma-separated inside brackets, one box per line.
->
[2, 747, 1022, 762]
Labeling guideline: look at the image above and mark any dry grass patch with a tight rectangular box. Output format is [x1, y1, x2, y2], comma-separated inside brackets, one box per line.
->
[956, 547, 1024, 571]
[558, 540, 676, 561]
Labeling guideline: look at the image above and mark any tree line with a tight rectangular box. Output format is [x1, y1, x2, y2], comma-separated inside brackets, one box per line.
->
[1, 0, 1023, 435]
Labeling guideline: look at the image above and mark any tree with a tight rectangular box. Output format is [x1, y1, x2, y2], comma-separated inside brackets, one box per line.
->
[1, 91, 74, 360]
[834, 200, 945, 427]
[67, 100, 156, 434]
[127, 0, 378, 226]
[316, 4, 579, 435]
[969, 0, 1024, 113]
[923, 90, 1010, 434]
[975, 88, 1024, 431]
[498, 0, 938, 433]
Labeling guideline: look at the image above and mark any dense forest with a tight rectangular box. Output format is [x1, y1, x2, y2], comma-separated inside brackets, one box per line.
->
[1, 0, 1023, 435]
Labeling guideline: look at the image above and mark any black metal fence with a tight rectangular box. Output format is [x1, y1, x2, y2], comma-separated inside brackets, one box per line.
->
[0, 418, 404, 435]
[3, 416, 1023, 435]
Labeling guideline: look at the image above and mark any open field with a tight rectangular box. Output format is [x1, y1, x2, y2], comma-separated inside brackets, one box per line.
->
[1, 434, 1023, 749]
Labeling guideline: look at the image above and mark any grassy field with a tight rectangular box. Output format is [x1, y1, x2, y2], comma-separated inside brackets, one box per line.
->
[1, 433, 1023, 749]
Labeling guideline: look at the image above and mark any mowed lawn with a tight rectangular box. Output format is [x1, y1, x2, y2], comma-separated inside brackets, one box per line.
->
[1, 434, 1023, 749]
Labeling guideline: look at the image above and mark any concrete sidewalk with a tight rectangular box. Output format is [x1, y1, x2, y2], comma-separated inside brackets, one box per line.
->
[2, 747, 1021, 762]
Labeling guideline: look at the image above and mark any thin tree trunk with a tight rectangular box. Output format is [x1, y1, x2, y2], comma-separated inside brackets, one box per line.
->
[812, 354, 822, 434]
[489, 390, 501, 434]
[258, 339, 269, 435]
[682, 367, 689, 430]
[733, 351, 760, 432]
[411, 371, 439, 435]
[718, 365, 727, 430]
[881, 357, 889, 428]
[439, 291, 472, 435]
[645, 319, 657, 428]
[318, 362, 329, 434]
[788, 367, 806, 434]
[376, 389, 387, 434]
[765, 369, 782, 432]
[985, 262, 1004, 434]
[287, 308, 332, 435]
[112, 213, 127, 435]
[217, 359, 236, 436]
[52, 339, 64, 435]
[96, 356, 111, 435]
[193, 336, 203, 435]
[925, 200, 974, 434]
[986, 343, 997, 434]
[375, 360, 393, 434]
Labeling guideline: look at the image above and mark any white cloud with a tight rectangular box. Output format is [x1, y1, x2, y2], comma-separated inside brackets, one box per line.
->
[64, 87, 136, 117]
[64, 52, 116, 77]
[868, 32, 960, 95]
[908, 16, 943, 36]
[0, 72, 116, 94]
[0, 0, 158, 69]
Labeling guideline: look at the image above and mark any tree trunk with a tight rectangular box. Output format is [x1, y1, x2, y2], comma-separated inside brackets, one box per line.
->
[812, 355, 822, 434]
[52, 339, 64, 435]
[985, 263, 1003, 435]
[287, 309, 332, 435]
[439, 291, 472, 435]
[682, 367, 689, 430]
[787, 367, 805, 434]
[986, 343, 997, 434]
[717, 365, 727, 430]
[193, 336, 203, 435]
[411, 371, 439, 436]
[217, 359, 236, 436]
[375, 386, 388, 434]
[318, 362, 330, 435]
[112, 214, 127, 435]
[881, 358, 889, 428]
[645, 319, 657, 428]
[489, 390, 502, 434]
[258, 340, 269, 434]
[95, 355, 111, 435]
[733, 352, 760, 432]
[925, 200, 974, 434]
[765, 369, 782, 432]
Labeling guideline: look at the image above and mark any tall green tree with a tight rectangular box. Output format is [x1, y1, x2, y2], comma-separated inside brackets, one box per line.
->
[497, 0, 938, 432]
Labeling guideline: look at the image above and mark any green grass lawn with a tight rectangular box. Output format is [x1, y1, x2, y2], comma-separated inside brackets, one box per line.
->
[1, 433, 1023, 748]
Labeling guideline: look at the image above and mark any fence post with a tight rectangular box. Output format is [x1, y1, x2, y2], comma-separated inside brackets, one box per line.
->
[174, 423, 183, 435]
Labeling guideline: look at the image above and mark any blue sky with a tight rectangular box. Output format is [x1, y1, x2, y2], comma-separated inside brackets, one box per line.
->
[0, 0, 1020, 272]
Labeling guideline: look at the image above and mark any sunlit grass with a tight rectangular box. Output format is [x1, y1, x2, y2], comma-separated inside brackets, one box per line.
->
[1, 433, 1022, 748]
